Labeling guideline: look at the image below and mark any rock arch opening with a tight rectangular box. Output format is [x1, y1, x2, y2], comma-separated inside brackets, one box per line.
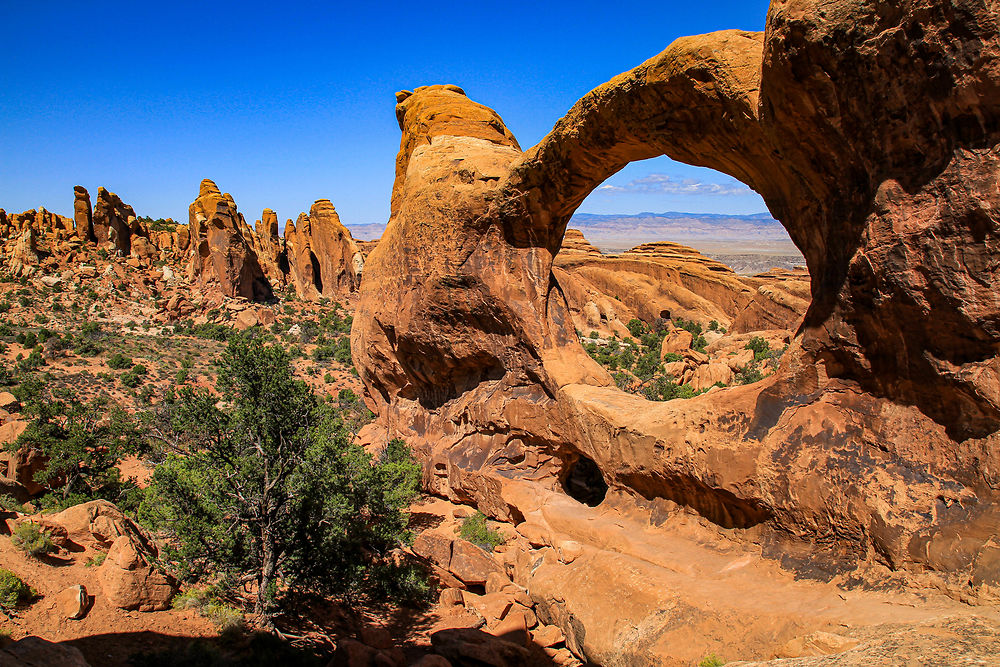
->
[561, 454, 608, 507]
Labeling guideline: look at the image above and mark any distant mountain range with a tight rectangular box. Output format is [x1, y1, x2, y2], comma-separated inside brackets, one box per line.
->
[572, 211, 775, 222]
[346, 211, 800, 258]
[569, 211, 788, 240]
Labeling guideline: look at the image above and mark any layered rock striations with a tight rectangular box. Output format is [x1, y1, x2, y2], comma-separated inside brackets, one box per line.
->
[554, 230, 810, 335]
[353, 2, 1000, 659]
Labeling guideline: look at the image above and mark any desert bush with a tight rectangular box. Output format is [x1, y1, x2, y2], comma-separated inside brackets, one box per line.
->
[0, 568, 33, 610]
[171, 587, 213, 610]
[15, 331, 36, 348]
[735, 364, 765, 385]
[699, 655, 724, 667]
[11, 382, 143, 506]
[203, 602, 245, 634]
[11, 522, 54, 557]
[744, 336, 770, 361]
[107, 352, 134, 370]
[459, 511, 504, 551]
[642, 376, 701, 401]
[84, 553, 106, 567]
[626, 318, 646, 338]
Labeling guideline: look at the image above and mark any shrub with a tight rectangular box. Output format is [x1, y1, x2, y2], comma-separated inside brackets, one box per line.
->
[735, 364, 765, 385]
[744, 336, 771, 361]
[171, 588, 212, 610]
[0, 494, 24, 513]
[84, 553, 106, 567]
[203, 602, 244, 634]
[626, 319, 646, 338]
[0, 568, 33, 610]
[11, 522, 54, 557]
[699, 655, 724, 667]
[107, 352, 134, 370]
[459, 511, 504, 551]
[15, 331, 37, 348]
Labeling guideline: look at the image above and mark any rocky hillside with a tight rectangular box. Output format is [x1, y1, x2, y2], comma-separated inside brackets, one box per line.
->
[0, 179, 366, 317]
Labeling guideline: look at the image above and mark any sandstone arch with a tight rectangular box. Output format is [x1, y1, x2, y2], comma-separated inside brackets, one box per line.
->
[354, 0, 1000, 605]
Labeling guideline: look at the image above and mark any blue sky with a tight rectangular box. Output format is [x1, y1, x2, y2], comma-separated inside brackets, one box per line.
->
[0, 1, 771, 230]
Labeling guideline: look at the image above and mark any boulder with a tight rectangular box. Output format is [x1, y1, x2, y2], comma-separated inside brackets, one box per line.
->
[412, 531, 453, 569]
[690, 362, 734, 391]
[439, 587, 465, 609]
[531, 624, 565, 648]
[1, 637, 90, 667]
[660, 330, 693, 356]
[0, 421, 44, 496]
[449, 540, 504, 587]
[0, 392, 19, 411]
[98, 532, 177, 611]
[47, 499, 132, 549]
[726, 348, 755, 371]
[55, 584, 88, 620]
[430, 628, 536, 667]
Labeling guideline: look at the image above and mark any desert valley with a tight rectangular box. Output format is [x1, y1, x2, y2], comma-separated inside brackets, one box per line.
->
[1, 0, 1000, 665]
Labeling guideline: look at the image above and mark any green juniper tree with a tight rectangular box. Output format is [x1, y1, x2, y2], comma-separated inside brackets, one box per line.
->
[9, 376, 142, 508]
[140, 335, 422, 622]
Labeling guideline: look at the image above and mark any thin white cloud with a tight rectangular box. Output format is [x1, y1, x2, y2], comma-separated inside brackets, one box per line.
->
[598, 173, 753, 196]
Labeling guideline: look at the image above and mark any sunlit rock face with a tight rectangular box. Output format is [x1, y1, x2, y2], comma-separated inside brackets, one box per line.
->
[186, 179, 272, 301]
[353, 1, 1000, 644]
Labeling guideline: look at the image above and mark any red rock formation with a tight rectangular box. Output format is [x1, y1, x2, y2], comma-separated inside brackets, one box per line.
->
[284, 199, 363, 300]
[73, 185, 93, 242]
[354, 4, 1000, 659]
[186, 179, 272, 301]
[251, 208, 287, 288]
[92, 187, 135, 256]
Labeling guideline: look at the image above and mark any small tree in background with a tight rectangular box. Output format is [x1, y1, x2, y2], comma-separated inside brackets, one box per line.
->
[10, 376, 143, 509]
[140, 335, 423, 623]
